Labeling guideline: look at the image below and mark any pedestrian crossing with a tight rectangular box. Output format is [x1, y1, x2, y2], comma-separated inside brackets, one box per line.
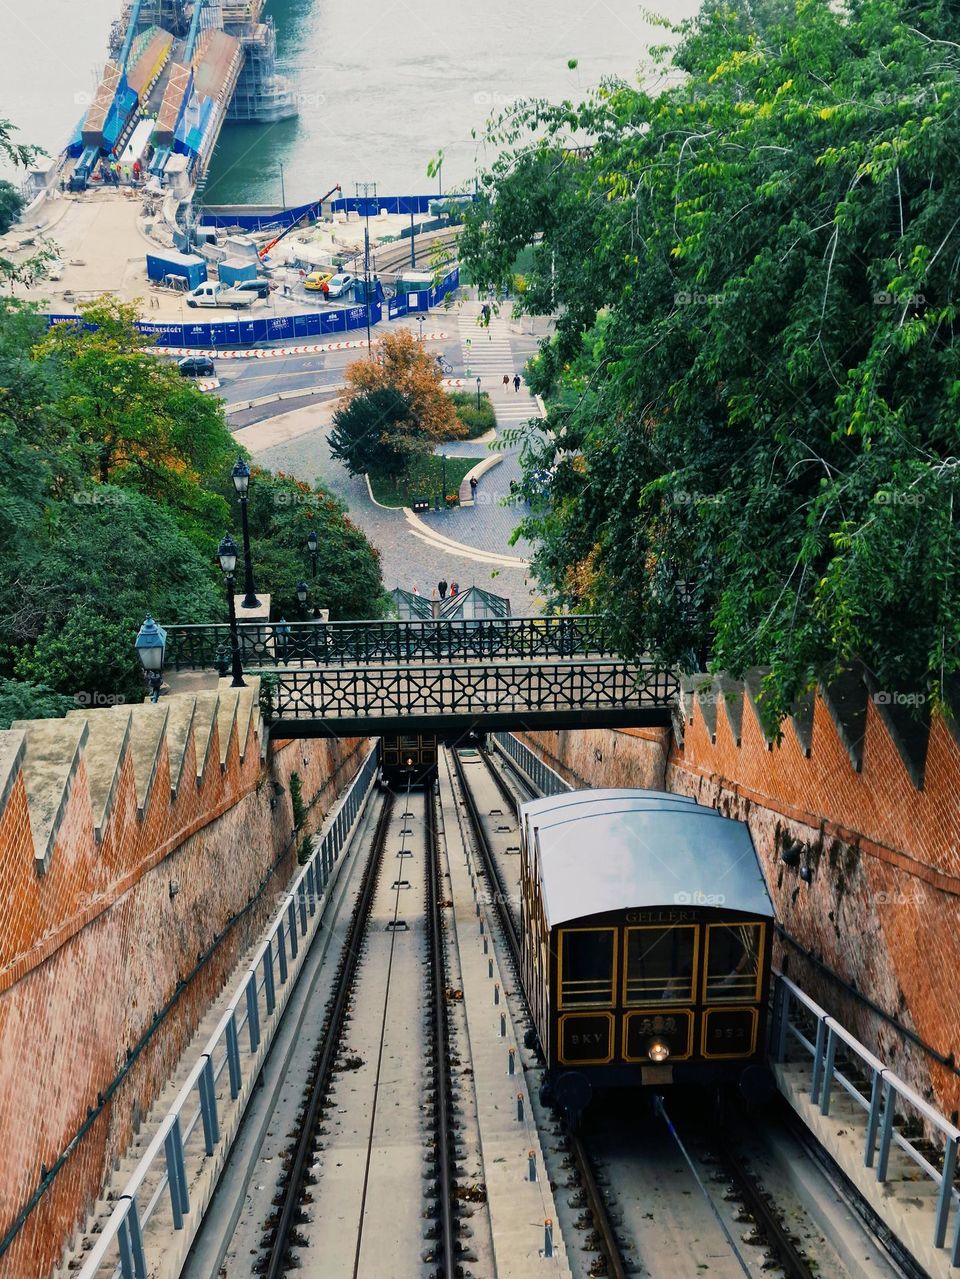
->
[457, 306, 542, 426]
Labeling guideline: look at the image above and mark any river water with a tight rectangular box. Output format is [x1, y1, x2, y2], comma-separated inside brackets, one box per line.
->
[1, 0, 699, 199]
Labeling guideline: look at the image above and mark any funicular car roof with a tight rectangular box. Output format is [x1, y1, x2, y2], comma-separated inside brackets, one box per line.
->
[520, 790, 774, 928]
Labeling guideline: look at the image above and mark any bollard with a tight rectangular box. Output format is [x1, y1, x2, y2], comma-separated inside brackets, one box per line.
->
[544, 1218, 553, 1258]
[494, 983, 501, 1005]
[528, 1149, 537, 1181]
[483, 937, 489, 955]
[500, 1012, 507, 1037]
[488, 958, 494, 979]
[508, 1046, 516, 1075]
[479, 918, 485, 935]
[517, 1092, 524, 1122]
[476, 899, 481, 916]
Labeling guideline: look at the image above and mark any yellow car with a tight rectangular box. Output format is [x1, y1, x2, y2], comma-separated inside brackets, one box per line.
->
[304, 271, 334, 292]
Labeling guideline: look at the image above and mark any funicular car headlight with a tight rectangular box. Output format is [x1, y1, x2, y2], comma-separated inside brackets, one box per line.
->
[647, 1037, 670, 1063]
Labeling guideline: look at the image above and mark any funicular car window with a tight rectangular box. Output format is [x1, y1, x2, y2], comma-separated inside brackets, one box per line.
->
[624, 926, 697, 1004]
[704, 923, 763, 1002]
[559, 928, 616, 1007]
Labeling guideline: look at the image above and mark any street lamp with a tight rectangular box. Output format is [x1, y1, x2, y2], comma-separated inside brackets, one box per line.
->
[355, 180, 377, 358]
[418, 313, 425, 343]
[476, 375, 482, 411]
[441, 453, 448, 508]
[231, 456, 261, 609]
[217, 533, 246, 688]
[305, 529, 321, 618]
[296, 579, 308, 621]
[135, 615, 167, 703]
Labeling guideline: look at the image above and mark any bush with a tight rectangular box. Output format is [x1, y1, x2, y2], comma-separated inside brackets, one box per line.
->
[0, 679, 75, 730]
[448, 391, 496, 438]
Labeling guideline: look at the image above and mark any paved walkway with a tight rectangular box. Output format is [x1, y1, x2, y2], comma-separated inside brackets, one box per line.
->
[420, 301, 541, 559]
[236, 402, 539, 608]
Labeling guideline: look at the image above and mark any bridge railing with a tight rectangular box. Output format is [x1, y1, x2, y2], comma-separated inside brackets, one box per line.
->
[771, 972, 960, 1265]
[164, 615, 622, 671]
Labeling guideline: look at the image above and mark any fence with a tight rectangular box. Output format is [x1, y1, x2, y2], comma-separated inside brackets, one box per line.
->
[772, 972, 960, 1266]
[198, 192, 476, 231]
[489, 731, 574, 798]
[74, 745, 379, 1279]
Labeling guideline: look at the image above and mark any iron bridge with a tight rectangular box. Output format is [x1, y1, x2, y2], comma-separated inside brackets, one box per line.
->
[258, 659, 678, 738]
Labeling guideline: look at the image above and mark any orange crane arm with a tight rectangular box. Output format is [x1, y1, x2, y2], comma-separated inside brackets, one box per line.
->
[258, 184, 342, 260]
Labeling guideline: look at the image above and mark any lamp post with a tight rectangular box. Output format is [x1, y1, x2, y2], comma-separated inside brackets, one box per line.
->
[135, 616, 167, 703]
[476, 375, 482, 411]
[306, 529, 321, 618]
[355, 180, 376, 358]
[217, 533, 246, 688]
[231, 456, 261, 609]
[296, 580, 308, 621]
[417, 313, 425, 343]
[442, 453, 448, 508]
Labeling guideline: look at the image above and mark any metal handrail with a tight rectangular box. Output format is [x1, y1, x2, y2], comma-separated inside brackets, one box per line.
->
[77, 746, 379, 1279]
[163, 615, 623, 670]
[772, 972, 960, 1263]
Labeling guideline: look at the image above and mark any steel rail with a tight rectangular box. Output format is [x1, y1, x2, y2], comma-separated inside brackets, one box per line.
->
[262, 792, 393, 1279]
[450, 746, 628, 1279]
[714, 1139, 818, 1279]
[425, 782, 457, 1278]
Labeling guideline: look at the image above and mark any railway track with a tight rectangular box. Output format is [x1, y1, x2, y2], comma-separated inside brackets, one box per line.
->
[464, 738, 904, 1279]
[451, 744, 630, 1279]
[258, 784, 459, 1279]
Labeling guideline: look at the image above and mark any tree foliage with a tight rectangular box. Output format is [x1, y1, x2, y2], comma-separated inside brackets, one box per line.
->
[341, 329, 465, 443]
[328, 386, 430, 479]
[0, 180, 24, 235]
[461, 0, 960, 726]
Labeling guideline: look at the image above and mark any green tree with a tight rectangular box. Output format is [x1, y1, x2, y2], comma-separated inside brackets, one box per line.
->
[328, 386, 430, 479]
[462, 0, 960, 727]
[0, 679, 75, 731]
[0, 179, 24, 235]
[215, 468, 387, 620]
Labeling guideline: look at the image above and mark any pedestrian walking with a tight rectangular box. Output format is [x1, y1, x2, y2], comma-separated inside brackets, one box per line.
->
[481, 303, 491, 324]
[502, 373, 510, 389]
[450, 581, 459, 597]
[412, 583, 419, 595]
[438, 579, 448, 599]
[469, 476, 478, 501]
[513, 374, 522, 392]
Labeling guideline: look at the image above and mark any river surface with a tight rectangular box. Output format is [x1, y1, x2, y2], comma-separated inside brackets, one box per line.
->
[0, 0, 700, 198]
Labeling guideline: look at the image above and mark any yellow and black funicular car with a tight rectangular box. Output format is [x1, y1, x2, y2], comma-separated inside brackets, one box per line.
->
[518, 790, 775, 1119]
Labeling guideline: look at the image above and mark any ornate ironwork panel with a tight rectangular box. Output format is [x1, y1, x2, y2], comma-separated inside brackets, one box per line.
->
[164, 616, 621, 670]
[260, 660, 679, 736]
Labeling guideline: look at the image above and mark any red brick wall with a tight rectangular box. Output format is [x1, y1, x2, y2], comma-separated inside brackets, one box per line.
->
[0, 699, 370, 1279]
[517, 698, 960, 1120]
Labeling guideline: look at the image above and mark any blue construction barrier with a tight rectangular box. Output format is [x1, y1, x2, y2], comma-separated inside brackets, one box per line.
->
[198, 192, 475, 231]
[44, 266, 456, 349]
[45, 301, 385, 348]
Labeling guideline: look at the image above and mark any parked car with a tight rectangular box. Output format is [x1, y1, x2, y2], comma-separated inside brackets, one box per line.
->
[304, 271, 334, 292]
[177, 355, 216, 378]
[232, 278, 271, 299]
[324, 272, 357, 299]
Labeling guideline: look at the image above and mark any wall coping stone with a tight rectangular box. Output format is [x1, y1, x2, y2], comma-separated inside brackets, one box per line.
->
[10, 716, 89, 872]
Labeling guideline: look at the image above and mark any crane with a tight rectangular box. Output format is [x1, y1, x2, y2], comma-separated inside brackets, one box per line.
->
[258, 184, 342, 261]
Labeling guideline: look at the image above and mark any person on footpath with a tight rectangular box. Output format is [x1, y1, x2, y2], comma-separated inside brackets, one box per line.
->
[470, 476, 479, 501]
[412, 583, 419, 595]
[513, 373, 522, 392]
[438, 579, 448, 599]
[449, 581, 458, 598]
[481, 303, 491, 324]
[502, 373, 510, 389]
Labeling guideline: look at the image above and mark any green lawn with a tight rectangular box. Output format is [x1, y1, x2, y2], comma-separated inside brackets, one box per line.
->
[369, 454, 476, 509]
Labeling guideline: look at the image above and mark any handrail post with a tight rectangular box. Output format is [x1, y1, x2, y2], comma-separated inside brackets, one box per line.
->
[876, 1078, 895, 1182]
[164, 1116, 190, 1228]
[298, 880, 308, 932]
[773, 977, 790, 1062]
[277, 919, 289, 984]
[864, 1067, 883, 1167]
[245, 972, 260, 1052]
[117, 1196, 147, 1279]
[810, 1016, 827, 1103]
[226, 1012, 242, 1100]
[287, 899, 299, 959]
[263, 939, 276, 1015]
[934, 1134, 957, 1249]
[199, 1055, 219, 1155]
[820, 1025, 837, 1115]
